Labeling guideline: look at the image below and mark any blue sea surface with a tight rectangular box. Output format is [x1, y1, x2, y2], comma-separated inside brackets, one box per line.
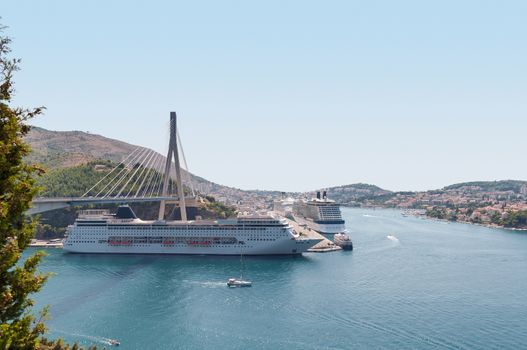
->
[29, 208, 527, 349]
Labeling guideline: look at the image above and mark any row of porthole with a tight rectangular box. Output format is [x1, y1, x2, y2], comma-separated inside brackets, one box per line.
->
[78, 227, 285, 231]
[106, 244, 245, 248]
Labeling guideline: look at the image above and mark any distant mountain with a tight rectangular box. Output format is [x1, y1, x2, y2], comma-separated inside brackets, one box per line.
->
[442, 180, 527, 194]
[25, 127, 138, 168]
[324, 183, 394, 206]
[320, 180, 527, 208]
[25, 126, 526, 210]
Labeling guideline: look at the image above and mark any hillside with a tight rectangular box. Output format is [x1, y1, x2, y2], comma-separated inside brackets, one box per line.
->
[25, 126, 285, 215]
[25, 126, 137, 168]
[25, 126, 234, 196]
[25, 126, 526, 216]
[25, 127, 395, 207]
[325, 183, 394, 206]
[442, 180, 527, 194]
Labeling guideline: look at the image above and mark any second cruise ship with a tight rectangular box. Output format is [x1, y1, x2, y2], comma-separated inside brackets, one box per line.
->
[292, 191, 347, 234]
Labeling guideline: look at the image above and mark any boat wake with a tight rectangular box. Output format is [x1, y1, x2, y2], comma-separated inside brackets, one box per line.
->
[50, 329, 119, 346]
[359, 235, 401, 254]
[387, 235, 400, 243]
[183, 280, 226, 288]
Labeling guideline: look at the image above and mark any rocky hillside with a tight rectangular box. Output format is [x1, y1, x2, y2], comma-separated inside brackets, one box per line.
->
[25, 126, 230, 195]
[25, 127, 137, 168]
[25, 126, 282, 206]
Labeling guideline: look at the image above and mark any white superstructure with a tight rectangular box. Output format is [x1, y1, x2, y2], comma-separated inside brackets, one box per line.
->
[293, 191, 346, 234]
[63, 206, 321, 255]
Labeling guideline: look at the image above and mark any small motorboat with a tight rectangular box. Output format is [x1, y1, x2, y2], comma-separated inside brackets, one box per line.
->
[227, 278, 252, 287]
[108, 339, 120, 346]
[333, 232, 353, 250]
[387, 234, 398, 242]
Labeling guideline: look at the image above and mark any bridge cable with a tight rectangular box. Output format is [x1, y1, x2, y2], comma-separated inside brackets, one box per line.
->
[102, 147, 149, 197]
[94, 147, 146, 197]
[116, 148, 155, 198]
[177, 129, 195, 197]
[142, 154, 163, 198]
[107, 147, 151, 198]
[81, 146, 141, 197]
[128, 149, 159, 198]
[153, 155, 167, 197]
[101, 147, 149, 198]
[144, 155, 162, 198]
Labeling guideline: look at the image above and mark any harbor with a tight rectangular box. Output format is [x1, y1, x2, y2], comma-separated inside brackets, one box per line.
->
[28, 207, 527, 349]
[28, 220, 346, 254]
[29, 239, 63, 249]
[34, 113, 352, 257]
[2, 3, 525, 349]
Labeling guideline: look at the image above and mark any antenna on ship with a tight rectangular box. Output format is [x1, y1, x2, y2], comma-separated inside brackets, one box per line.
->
[158, 111, 187, 221]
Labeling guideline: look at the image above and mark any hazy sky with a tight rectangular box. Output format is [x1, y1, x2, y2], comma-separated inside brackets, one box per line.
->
[3, 0, 526, 192]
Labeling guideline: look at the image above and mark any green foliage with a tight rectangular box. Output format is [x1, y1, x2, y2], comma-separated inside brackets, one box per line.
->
[204, 195, 216, 203]
[36, 161, 113, 197]
[0, 24, 91, 350]
[39, 338, 94, 350]
[36, 160, 182, 198]
[426, 207, 447, 220]
[490, 212, 502, 225]
[501, 210, 527, 228]
[205, 199, 237, 219]
[35, 223, 66, 240]
[0, 24, 50, 348]
[471, 216, 482, 224]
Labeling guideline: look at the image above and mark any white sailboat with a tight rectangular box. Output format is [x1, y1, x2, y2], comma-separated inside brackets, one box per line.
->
[227, 247, 252, 287]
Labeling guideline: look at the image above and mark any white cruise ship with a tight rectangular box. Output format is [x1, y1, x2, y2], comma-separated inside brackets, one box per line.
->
[63, 205, 321, 255]
[293, 191, 346, 234]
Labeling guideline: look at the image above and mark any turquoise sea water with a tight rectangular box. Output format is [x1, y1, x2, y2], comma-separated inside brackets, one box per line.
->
[28, 208, 527, 349]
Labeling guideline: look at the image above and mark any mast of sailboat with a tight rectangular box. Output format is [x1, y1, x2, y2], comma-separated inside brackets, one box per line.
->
[240, 245, 245, 279]
[158, 112, 187, 221]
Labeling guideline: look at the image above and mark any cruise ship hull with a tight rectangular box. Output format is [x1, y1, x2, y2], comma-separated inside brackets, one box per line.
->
[307, 221, 346, 234]
[63, 237, 319, 255]
[63, 207, 322, 256]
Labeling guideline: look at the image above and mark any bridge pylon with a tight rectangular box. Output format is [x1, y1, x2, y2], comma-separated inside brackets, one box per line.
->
[158, 112, 187, 221]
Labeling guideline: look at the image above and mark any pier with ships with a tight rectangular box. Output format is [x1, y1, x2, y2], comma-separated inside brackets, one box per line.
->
[31, 112, 337, 255]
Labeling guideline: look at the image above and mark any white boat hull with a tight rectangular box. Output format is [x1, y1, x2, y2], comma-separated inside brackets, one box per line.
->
[64, 206, 321, 256]
[63, 237, 319, 255]
[309, 222, 346, 234]
[293, 215, 346, 234]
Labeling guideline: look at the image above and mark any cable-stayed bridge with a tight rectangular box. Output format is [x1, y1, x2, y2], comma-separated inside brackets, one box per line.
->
[29, 112, 196, 220]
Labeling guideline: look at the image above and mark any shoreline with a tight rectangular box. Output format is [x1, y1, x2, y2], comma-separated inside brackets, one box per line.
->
[419, 215, 527, 232]
[424, 216, 527, 231]
[345, 206, 527, 232]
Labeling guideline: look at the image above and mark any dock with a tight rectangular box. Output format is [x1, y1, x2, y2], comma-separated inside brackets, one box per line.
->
[284, 217, 342, 253]
[28, 239, 63, 248]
